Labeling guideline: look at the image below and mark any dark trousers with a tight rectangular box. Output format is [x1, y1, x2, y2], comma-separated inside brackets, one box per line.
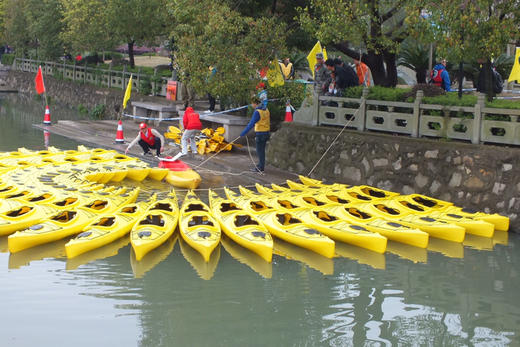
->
[255, 132, 270, 171]
[138, 138, 161, 155]
[208, 93, 216, 112]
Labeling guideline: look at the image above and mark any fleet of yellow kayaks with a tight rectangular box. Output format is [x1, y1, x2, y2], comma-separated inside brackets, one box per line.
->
[130, 191, 179, 261]
[208, 189, 273, 262]
[179, 190, 221, 262]
[65, 194, 157, 259]
[8, 188, 140, 253]
[226, 188, 335, 258]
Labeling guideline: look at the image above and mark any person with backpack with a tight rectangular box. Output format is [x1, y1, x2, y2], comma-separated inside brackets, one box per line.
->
[430, 59, 451, 91]
[476, 61, 503, 94]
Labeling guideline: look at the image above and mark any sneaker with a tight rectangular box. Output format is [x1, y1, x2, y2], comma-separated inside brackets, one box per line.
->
[250, 167, 264, 173]
[203, 110, 212, 114]
[143, 151, 153, 156]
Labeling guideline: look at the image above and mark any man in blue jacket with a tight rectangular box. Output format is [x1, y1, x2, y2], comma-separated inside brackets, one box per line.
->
[240, 97, 270, 173]
[430, 59, 451, 91]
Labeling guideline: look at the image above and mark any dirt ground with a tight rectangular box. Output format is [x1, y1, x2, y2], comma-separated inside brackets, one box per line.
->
[104, 55, 171, 68]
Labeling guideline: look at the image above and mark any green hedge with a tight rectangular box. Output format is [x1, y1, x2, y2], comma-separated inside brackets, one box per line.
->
[1, 53, 15, 66]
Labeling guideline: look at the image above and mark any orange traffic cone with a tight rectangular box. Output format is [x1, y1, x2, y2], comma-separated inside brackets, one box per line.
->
[43, 105, 51, 125]
[43, 129, 50, 148]
[115, 120, 125, 143]
[284, 100, 293, 122]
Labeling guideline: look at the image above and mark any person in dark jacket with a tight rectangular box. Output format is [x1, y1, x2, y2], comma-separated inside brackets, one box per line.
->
[240, 97, 270, 173]
[324, 59, 359, 95]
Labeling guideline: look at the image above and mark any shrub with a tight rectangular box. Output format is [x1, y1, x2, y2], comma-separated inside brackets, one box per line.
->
[78, 104, 88, 115]
[1, 53, 15, 66]
[140, 77, 152, 95]
[89, 104, 106, 119]
[422, 94, 477, 106]
[403, 83, 446, 99]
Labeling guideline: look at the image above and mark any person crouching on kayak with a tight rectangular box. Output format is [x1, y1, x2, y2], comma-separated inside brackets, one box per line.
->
[125, 122, 165, 156]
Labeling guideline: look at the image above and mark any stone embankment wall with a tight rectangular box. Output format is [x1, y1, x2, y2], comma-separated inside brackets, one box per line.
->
[268, 123, 520, 231]
[5, 70, 172, 118]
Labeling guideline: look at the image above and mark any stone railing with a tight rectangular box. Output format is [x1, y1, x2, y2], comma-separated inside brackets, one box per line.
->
[13, 58, 173, 97]
[294, 89, 520, 146]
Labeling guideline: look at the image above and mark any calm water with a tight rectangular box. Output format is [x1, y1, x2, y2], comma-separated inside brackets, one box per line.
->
[0, 95, 519, 346]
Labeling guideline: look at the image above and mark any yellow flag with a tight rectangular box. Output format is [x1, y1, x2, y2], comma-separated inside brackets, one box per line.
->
[322, 47, 328, 61]
[123, 75, 133, 109]
[267, 60, 284, 87]
[508, 47, 520, 82]
[307, 41, 322, 78]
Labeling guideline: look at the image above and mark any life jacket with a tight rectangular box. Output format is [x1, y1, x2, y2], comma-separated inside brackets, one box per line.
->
[140, 128, 155, 146]
[431, 68, 444, 87]
[254, 109, 270, 132]
[279, 62, 293, 79]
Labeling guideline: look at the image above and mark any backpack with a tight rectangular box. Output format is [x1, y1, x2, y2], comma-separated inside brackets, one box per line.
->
[492, 68, 503, 94]
[430, 68, 444, 87]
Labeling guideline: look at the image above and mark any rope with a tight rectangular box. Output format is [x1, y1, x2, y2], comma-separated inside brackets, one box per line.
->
[306, 98, 364, 177]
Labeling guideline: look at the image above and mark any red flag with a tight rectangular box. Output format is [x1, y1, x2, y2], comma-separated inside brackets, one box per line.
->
[35, 66, 45, 95]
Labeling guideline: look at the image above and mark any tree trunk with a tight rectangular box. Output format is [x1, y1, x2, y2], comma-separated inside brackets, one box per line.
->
[333, 42, 398, 87]
[128, 41, 135, 68]
[458, 62, 464, 99]
[416, 69, 427, 84]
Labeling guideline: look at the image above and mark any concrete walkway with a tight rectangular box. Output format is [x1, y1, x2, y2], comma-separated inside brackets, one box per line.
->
[34, 119, 298, 191]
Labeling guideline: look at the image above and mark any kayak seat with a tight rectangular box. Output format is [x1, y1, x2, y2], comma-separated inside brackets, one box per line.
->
[346, 208, 371, 219]
[250, 201, 270, 211]
[461, 207, 478, 214]
[185, 203, 208, 213]
[52, 211, 77, 222]
[54, 198, 78, 207]
[326, 195, 349, 204]
[276, 213, 302, 225]
[121, 206, 138, 213]
[446, 213, 463, 219]
[188, 216, 214, 227]
[93, 217, 115, 227]
[151, 203, 174, 212]
[375, 204, 400, 215]
[313, 211, 337, 222]
[6, 206, 33, 217]
[420, 216, 436, 222]
[28, 194, 52, 202]
[7, 192, 29, 199]
[234, 215, 259, 227]
[398, 201, 424, 212]
[0, 186, 13, 192]
[348, 192, 371, 201]
[140, 215, 165, 227]
[361, 188, 386, 198]
[77, 231, 93, 239]
[387, 222, 404, 228]
[412, 196, 438, 208]
[251, 231, 266, 239]
[303, 197, 325, 206]
[85, 200, 108, 210]
[278, 200, 298, 209]
[220, 203, 240, 212]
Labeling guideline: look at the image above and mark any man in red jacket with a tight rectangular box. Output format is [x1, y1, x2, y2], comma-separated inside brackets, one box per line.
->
[181, 107, 202, 156]
[125, 122, 165, 156]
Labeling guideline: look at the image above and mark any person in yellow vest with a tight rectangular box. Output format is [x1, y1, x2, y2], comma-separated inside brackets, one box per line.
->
[279, 58, 295, 80]
[240, 97, 270, 173]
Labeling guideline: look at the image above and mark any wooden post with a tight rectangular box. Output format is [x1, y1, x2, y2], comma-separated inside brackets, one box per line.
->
[153, 68, 158, 96]
[137, 67, 141, 94]
[122, 65, 126, 90]
[359, 87, 369, 131]
[108, 65, 112, 88]
[472, 93, 485, 144]
[84, 61, 87, 83]
[412, 90, 423, 137]
[73, 60, 76, 81]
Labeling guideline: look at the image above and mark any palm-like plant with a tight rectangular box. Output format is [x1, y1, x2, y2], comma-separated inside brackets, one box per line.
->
[397, 39, 435, 84]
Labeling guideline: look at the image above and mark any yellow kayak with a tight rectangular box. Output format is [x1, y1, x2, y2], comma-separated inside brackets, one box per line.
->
[8, 188, 140, 253]
[131, 235, 177, 278]
[131, 191, 179, 261]
[226, 188, 335, 258]
[321, 204, 429, 248]
[208, 189, 273, 262]
[179, 190, 221, 262]
[65, 194, 157, 258]
[0, 204, 59, 236]
[357, 201, 466, 243]
[442, 206, 509, 232]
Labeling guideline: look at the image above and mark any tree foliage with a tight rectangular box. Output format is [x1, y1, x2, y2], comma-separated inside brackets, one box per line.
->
[60, 0, 116, 55]
[169, 0, 288, 105]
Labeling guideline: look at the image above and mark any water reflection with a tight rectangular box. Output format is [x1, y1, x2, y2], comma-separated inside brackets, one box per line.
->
[179, 236, 220, 280]
[220, 234, 272, 278]
[386, 240, 428, 263]
[274, 237, 334, 275]
[335, 241, 386, 270]
[8, 237, 68, 269]
[427, 237, 464, 258]
[0, 235, 7, 252]
[131, 234, 177, 278]
[464, 234, 494, 251]
[66, 236, 130, 270]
